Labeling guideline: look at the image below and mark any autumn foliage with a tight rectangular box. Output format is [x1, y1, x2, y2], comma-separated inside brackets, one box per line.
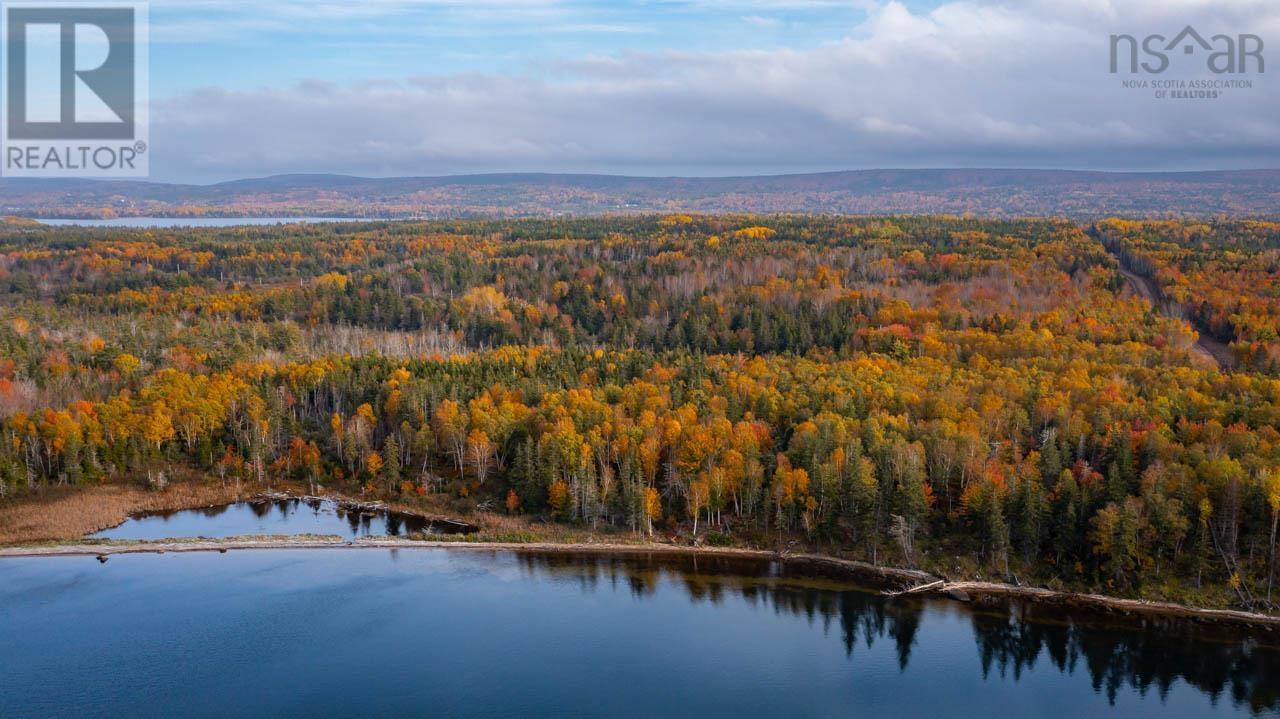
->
[1, 215, 1278, 604]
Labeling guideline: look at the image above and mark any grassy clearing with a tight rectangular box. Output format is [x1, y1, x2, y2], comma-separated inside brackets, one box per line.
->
[0, 482, 248, 544]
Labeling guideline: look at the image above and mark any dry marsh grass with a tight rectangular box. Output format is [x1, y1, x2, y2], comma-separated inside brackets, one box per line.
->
[0, 483, 247, 544]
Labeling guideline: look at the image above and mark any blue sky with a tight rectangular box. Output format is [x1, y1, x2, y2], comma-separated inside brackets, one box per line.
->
[149, 0, 901, 95]
[123, 1, 1280, 181]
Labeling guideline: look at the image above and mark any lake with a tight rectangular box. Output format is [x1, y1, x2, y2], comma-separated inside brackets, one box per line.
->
[38, 217, 369, 228]
[1, 549, 1276, 719]
[90, 498, 467, 539]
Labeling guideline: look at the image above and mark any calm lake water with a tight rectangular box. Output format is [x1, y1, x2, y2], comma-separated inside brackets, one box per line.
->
[0, 549, 1276, 719]
[38, 217, 363, 228]
[89, 498, 466, 539]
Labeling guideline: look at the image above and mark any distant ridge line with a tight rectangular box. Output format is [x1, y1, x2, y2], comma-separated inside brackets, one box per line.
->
[2, 168, 1278, 219]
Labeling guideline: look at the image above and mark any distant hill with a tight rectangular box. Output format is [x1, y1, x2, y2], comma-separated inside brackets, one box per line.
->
[1, 169, 1277, 218]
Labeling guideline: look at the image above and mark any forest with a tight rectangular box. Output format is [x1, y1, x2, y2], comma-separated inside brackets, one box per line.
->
[2, 215, 1279, 610]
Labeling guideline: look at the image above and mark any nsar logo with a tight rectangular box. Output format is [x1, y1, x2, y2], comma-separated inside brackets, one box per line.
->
[1110, 26, 1264, 75]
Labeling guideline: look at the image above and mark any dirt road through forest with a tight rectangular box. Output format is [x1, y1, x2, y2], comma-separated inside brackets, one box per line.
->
[1116, 267, 1235, 369]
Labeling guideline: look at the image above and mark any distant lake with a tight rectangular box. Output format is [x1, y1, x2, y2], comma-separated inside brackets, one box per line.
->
[38, 217, 367, 228]
[1, 549, 1276, 719]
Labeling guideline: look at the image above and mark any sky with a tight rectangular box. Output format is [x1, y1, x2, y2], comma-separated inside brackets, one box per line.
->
[134, 0, 1280, 182]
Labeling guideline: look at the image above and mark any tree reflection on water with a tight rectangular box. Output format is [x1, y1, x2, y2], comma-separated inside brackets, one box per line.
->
[515, 551, 1280, 715]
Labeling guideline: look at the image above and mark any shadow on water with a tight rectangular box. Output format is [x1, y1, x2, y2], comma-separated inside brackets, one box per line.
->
[197, 504, 230, 519]
[969, 606, 1280, 714]
[512, 552, 1280, 716]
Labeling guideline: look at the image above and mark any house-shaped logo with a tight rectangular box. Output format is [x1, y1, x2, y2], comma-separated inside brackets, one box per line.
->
[1110, 26, 1264, 74]
[1166, 26, 1212, 55]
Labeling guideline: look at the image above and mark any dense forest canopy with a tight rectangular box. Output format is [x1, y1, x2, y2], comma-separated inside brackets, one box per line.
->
[2, 215, 1279, 609]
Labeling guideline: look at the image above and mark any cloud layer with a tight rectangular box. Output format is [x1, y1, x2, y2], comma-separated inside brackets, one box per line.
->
[149, 0, 1280, 181]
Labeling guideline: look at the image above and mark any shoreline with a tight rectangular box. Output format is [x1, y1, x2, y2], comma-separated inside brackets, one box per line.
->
[4, 536, 1279, 631]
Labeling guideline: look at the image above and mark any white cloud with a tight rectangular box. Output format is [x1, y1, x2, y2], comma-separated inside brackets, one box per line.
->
[150, 0, 1280, 180]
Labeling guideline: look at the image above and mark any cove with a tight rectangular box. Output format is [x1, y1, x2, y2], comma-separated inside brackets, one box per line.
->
[89, 497, 469, 540]
[1, 549, 1277, 719]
